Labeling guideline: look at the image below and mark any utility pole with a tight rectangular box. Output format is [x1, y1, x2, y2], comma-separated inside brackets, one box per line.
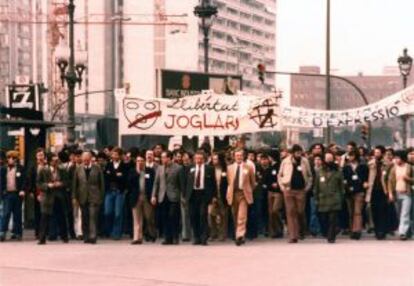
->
[325, 0, 331, 145]
[66, 0, 76, 145]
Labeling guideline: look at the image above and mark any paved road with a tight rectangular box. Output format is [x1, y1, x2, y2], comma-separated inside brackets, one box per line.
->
[0, 237, 413, 286]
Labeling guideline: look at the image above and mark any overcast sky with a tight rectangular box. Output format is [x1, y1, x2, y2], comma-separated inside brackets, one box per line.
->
[276, 0, 414, 76]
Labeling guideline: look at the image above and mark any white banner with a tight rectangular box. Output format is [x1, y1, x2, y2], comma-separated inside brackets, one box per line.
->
[281, 84, 414, 128]
[118, 85, 414, 136]
[120, 91, 282, 136]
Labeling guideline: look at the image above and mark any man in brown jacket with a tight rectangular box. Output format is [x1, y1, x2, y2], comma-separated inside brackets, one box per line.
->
[226, 149, 256, 246]
[278, 144, 313, 243]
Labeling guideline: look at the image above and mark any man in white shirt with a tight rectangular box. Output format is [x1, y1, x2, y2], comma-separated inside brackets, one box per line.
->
[185, 150, 216, 245]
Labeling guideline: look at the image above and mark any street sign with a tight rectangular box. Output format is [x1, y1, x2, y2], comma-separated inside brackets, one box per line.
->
[5, 83, 39, 110]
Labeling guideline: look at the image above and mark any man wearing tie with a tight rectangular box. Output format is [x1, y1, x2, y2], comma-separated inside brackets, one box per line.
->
[151, 151, 185, 245]
[226, 149, 256, 246]
[73, 152, 105, 244]
[185, 150, 216, 246]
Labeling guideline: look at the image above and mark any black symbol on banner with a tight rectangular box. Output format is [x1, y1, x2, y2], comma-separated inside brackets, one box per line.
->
[249, 98, 280, 129]
[123, 98, 161, 130]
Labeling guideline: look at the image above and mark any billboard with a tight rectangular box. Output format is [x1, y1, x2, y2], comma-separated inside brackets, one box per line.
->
[160, 69, 242, 98]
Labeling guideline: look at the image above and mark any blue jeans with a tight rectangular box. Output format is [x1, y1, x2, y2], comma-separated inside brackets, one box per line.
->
[396, 193, 412, 236]
[2, 193, 23, 237]
[104, 189, 125, 239]
[309, 197, 321, 235]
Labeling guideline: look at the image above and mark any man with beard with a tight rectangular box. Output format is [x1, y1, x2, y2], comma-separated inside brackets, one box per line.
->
[278, 144, 313, 243]
[366, 146, 391, 240]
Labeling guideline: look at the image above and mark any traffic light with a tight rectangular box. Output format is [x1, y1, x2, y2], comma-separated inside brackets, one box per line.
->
[257, 63, 266, 84]
[361, 124, 369, 142]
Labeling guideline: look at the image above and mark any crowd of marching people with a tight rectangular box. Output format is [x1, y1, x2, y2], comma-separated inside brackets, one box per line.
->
[0, 140, 413, 246]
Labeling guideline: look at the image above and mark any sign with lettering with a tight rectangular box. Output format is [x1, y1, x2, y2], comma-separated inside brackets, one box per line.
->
[6, 84, 39, 110]
[119, 84, 414, 137]
[281, 84, 414, 128]
[120, 91, 282, 136]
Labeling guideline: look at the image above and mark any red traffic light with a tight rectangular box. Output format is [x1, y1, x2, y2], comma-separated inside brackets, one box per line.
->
[257, 64, 266, 72]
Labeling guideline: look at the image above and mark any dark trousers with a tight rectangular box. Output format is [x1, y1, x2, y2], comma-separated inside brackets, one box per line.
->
[38, 195, 69, 242]
[81, 203, 100, 241]
[160, 197, 180, 243]
[319, 211, 338, 242]
[34, 198, 41, 237]
[189, 190, 209, 243]
[65, 192, 76, 238]
[371, 188, 389, 239]
[2, 192, 23, 236]
[247, 188, 267, 239]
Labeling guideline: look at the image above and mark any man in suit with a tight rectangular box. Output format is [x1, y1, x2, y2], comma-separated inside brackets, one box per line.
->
[25, 148, 46, 238]
[209, 152, 229, 241]
[179, 151, 192, 242]
[226, 148, 256, 246]
[0, 151, 25, 241]
[127, 153, 157, 244]
[72, 151, 105, 244]
[151, 151, 185, 245]
[36, 153, 69, 244]
[185, 150, 216, 245]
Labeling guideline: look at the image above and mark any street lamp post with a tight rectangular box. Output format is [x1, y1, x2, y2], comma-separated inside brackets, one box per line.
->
[398, 48, 413, 148]
[55, 0, 87, 145]
[325, 0, 331, 145]
[194, 0, 218, 73]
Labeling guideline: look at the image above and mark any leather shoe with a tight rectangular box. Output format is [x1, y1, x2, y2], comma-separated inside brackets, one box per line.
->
[235, 237, 244, 246]
[37, 240, 46, 245]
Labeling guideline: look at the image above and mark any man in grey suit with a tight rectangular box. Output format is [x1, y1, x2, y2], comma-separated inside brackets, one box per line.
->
[73, 151, 105, 244]
[151, 151, 185, 245]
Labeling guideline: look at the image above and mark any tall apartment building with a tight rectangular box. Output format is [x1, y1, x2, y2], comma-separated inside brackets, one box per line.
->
[0, 0, 33, 105]
[204, 0, 276, 93]
[124, 0, 277, 99]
